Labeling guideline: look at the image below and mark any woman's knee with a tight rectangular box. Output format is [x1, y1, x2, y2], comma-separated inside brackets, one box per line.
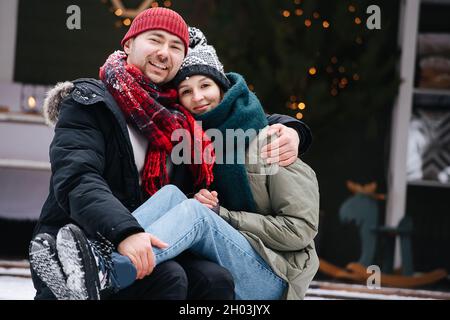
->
[180, 199, 216, 223]
[160, 184, 185, 197]
[183, 199, 210, 215]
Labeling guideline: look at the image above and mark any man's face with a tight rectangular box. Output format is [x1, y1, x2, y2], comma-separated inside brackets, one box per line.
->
[124, 30, 185, 85]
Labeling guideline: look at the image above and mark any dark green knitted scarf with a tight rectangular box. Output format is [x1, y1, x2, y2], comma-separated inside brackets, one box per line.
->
[195, 73, 268, 212]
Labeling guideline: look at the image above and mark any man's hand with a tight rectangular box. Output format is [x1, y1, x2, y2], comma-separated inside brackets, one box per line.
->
[194, 189, 219, 209]
[117, 232, 168, 280]
[261, 124, 300, 167]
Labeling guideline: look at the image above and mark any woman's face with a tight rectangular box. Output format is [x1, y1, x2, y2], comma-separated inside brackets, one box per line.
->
[178, 75, 222, 115]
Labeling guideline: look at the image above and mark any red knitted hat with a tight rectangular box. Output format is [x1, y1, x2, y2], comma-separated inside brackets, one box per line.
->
[121, 8, 189, 54]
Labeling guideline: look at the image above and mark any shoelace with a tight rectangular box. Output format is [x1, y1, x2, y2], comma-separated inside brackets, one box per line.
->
[88, 233, 121, 292]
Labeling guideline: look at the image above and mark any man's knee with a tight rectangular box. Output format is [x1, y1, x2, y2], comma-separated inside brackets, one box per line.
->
[139, 261, 188, 300]
[205, 265, 234, 290]
[191, 263, 235, 300]
[154, 260, 188, 286]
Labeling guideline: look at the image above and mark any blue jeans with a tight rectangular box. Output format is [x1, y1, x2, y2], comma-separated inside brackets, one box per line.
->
[129, 185, 287, 300]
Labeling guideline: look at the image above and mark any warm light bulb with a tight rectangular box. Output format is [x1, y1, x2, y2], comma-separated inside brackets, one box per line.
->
[28, 96, 37, 109]
[295, 9, 303, 16]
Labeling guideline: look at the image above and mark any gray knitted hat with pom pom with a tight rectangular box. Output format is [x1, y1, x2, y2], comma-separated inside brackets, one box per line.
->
[173, 27, 230, 91]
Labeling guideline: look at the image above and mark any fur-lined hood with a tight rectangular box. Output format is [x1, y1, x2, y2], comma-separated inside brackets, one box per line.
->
[43, 79, 106, 126]
[42, 81, 75, 126]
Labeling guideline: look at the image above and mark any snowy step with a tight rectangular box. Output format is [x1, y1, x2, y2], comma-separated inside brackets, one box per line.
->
[309, 280, 450, 300]
[1, 261, 448, 300]
[0, 260, 31, 278]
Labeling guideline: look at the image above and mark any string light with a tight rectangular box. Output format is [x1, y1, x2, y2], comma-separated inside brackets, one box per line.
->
[353, 74, 360, 81]
[331, 56, 338, 64]
[290, 95, 297, 102]
[109, 0, 153, 19]
[295, 9, 304, 16]
[294, 0, 301, 4]
[313, 12, 320, 19]
[107, 0, 155, 27]
[309, 67, 317, 76]
[282, 10, 291, 18]
[163, 0, 172, 7]
[298, 102, 306, 110]
[248, 84, 255, 91]
[151, 1, 159, 7]
[354, 17, 362, 25]
[296, 112, 304, 120]
[322, 21, 330, 28]
[348, 5, 356, 13]
[304, 19, 312, 27]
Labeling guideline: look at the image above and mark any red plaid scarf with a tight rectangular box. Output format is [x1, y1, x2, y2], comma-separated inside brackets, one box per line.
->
[99, 51, 214, 197]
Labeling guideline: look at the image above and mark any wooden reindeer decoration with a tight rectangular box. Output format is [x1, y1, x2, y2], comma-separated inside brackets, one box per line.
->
[319, 181, 447, 288]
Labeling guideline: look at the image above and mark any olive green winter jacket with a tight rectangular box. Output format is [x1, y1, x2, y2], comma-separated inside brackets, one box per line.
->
[218, 127, 320, 300]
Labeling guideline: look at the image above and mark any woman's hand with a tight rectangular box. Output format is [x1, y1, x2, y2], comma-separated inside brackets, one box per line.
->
[194, 189, 219, 209]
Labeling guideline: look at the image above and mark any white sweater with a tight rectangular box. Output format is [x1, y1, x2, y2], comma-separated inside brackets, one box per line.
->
[126, 124, 173, 185]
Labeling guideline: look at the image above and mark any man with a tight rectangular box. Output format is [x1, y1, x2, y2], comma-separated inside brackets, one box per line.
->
[30, 8, 312, 300]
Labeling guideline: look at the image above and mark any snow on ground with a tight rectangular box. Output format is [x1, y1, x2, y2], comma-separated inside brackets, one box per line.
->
[0, 275, 436, 300]
[0, 267, 446, 300]
[0, 276, 35, 300]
